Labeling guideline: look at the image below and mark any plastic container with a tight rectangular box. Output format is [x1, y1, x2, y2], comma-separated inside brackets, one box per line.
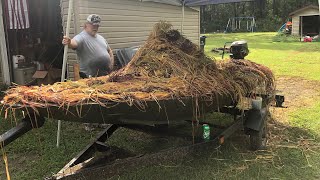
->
[12, 55, 25, 69]
[251, 97, 262, 110]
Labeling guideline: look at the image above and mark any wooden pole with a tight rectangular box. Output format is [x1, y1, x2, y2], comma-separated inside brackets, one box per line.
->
[57, 0, 73, 148]
[73, 63, 80, 81]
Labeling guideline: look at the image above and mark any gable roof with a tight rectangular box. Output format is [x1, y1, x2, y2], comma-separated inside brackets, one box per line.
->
[289, 5, 319, 16]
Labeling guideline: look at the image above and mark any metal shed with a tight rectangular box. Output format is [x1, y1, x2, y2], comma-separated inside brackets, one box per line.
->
[290, 5, 320, 36]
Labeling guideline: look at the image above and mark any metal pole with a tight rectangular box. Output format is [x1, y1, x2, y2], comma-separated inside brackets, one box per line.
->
[252, 18, 255, 32]
[181, 2, 185, 34]
[247, 20, 249, 31]
[57, 0, 73, 147]
[318, 0, 320, 34]
[300, 16, 303, 41]
[226, 18, 230, 32]
[0, 1, 10, 85]
[319, 0, 320, 17]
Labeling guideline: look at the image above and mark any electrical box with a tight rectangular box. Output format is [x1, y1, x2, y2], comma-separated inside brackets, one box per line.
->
[13, 67, 36, 85]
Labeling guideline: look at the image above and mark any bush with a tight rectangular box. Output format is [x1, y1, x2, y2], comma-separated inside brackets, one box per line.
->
[272, 33, 300, 42]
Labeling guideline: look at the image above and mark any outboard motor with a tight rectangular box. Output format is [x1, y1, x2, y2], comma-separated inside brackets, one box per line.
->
[200, 36, 207, 52]
[229, 40, 249, 59]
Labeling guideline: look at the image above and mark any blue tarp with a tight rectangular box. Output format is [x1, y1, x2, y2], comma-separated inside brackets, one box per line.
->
[184, 0, 254, 6]
[139, 0, 254, 33]
[140, 0, 254, 6]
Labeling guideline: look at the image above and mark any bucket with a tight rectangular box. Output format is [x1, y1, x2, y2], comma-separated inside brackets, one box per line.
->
[251, 97, 262, 110]
[12, 55, 25, 69]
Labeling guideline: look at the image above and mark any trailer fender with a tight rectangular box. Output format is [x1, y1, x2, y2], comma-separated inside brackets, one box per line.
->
[244, 108, 267, 131]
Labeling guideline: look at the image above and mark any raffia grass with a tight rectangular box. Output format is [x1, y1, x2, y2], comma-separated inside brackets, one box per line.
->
[1, 22, 275, 115]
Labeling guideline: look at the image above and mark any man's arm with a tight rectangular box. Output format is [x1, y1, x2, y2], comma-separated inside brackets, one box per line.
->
[107, 46, 114, 70]
[62, 36, 78, 49]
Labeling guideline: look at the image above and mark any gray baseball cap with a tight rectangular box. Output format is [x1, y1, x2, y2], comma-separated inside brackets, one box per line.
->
[87, 14, 101, 25]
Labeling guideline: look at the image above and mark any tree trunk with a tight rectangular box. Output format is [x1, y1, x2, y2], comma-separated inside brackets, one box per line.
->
[272, 0, 278, 15]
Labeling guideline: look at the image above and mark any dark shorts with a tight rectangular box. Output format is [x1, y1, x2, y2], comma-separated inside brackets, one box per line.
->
[79, 72, 88, 79]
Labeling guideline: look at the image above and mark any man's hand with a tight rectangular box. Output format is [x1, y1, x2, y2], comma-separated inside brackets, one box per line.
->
[62, 36, 78, 49]
[62, 36, 71, 45]
[107, 46, 114, 70]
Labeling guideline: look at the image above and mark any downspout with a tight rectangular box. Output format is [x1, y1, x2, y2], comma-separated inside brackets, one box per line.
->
[0, 1, 11, 85]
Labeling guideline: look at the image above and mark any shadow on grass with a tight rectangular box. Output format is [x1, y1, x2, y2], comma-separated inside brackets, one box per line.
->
[0, 112, 319, 179]
[103, 115, 320, 180]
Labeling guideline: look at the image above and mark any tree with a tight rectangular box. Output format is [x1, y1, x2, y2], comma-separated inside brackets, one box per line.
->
[201, 0, 318, 32]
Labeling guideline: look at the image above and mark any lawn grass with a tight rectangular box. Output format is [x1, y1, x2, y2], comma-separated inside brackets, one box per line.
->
[0, 119, 97, 179]
[205, 32, 320, 81]
[1, 32, 320, 179]
[290, 101, 320, 135]
[205, 32, 320, 134]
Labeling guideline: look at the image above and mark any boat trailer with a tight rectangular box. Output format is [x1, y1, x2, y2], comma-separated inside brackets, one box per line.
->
[0, 94, 285, 179]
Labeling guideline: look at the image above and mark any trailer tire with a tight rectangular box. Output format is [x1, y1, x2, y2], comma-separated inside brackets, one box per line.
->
[249, 120, 267, 151]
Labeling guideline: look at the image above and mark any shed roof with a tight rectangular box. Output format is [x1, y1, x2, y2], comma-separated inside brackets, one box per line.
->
[289, 5, 319, 16]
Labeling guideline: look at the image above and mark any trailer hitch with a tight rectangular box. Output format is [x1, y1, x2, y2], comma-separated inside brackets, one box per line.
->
[0, 115, 45, 148]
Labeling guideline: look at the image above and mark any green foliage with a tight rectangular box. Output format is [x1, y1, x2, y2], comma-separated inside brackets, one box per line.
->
[201, 0, 319, 33]
[272, 33, 301, 42]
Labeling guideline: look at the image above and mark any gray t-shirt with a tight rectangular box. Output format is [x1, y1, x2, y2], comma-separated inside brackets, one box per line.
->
[73, 31, 111, 77]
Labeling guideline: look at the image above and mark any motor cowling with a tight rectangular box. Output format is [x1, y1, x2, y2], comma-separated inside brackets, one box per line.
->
[230, 40, 249, 59]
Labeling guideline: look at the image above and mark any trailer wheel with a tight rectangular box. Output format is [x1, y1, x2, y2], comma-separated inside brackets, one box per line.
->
[154, 124, 169, 132]
[249, 117, 267, 151]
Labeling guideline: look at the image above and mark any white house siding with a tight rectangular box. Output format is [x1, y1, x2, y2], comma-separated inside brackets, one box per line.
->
[61, 0, 200, 79]
[291, 8, 319, 35]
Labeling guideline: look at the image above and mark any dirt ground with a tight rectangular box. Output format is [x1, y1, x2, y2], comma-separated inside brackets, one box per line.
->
[271, 76, 320, 123]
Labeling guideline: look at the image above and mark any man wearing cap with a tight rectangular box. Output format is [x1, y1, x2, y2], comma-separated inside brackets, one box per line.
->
[62, 14, 114, 78]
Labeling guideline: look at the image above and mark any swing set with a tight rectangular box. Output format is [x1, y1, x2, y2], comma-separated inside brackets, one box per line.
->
[225, 17, 256, 33]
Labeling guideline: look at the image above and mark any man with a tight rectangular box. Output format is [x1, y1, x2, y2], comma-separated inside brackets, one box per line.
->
[62, 14, 114, 78]
[62, 14, 113, 131]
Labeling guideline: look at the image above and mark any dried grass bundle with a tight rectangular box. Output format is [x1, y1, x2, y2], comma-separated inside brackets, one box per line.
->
[1, 21, 275, 115]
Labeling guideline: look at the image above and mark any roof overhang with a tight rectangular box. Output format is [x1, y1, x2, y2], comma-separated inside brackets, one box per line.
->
[289, 5, 319, 16]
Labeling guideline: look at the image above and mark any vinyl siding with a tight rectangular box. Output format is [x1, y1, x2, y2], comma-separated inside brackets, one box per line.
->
[292, 16, 300, 35]
[61, 0, 200, 79]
